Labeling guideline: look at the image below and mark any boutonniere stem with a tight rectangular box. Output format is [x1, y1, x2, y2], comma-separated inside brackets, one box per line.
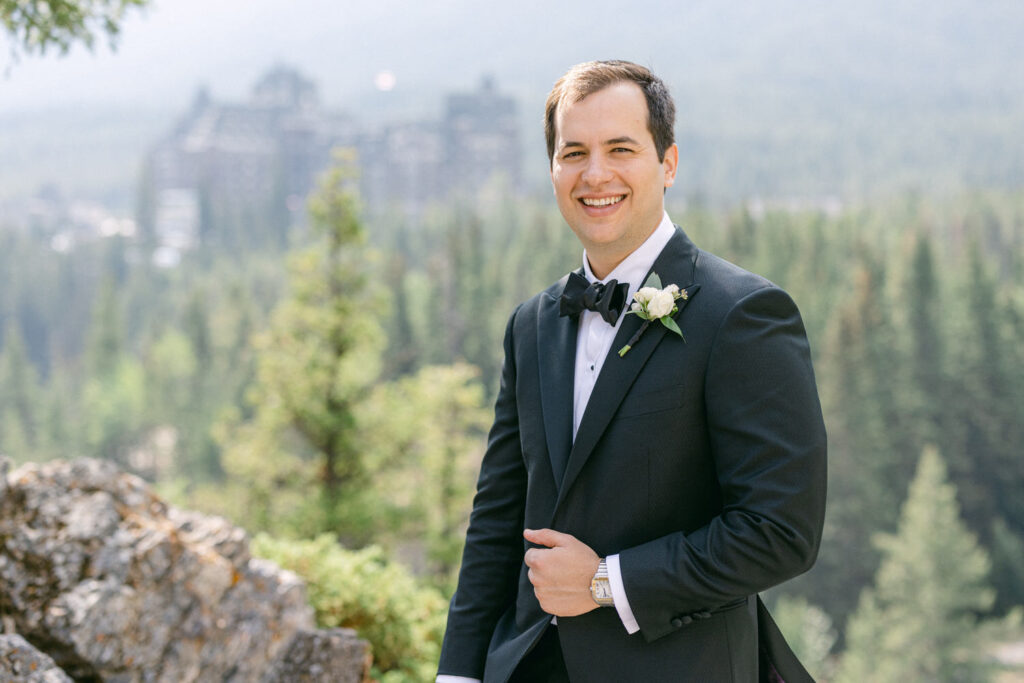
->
[618, 272, 689, 357]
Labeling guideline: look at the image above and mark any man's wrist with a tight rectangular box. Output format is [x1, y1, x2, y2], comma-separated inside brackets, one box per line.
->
[590, 558, 614, 606]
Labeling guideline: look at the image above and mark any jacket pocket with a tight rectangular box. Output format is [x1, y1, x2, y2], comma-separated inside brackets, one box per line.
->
[616, 383, 685, 419]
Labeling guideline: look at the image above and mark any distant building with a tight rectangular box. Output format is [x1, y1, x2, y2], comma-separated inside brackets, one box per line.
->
[153, 189, 199, 251]
[145, 66, 522, 250]
[148, 65, 358, 253]
[357, 120, 448, 216]
[442, 75, 521, 197]
[358, 75, 522, 216]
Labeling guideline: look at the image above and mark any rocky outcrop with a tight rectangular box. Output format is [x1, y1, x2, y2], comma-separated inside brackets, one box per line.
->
[0, 634, 73, 682]
[0, 457, 370, 682]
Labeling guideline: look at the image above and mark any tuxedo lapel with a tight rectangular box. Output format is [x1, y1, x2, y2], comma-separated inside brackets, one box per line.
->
[554, 227, 700, 510]
[538, 273, 578, 487]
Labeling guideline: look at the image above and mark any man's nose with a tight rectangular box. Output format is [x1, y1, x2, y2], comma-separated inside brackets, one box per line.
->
[581, 153, 613, 185]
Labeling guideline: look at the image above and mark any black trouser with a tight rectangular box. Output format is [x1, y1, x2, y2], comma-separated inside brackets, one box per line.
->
[510, 625, 571, 683]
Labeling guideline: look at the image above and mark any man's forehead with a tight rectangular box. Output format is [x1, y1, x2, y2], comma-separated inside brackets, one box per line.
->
[554, 85, 651, 146]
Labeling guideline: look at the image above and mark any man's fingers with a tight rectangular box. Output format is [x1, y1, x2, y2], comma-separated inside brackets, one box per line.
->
[524, 547, 552, 573]
[523, 527, 573, 548]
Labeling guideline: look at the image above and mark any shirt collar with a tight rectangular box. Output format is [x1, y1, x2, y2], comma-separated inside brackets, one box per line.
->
[582, 212, 675, 300]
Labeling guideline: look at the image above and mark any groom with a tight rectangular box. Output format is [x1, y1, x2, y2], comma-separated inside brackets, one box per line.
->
[437, 61, 827, 683]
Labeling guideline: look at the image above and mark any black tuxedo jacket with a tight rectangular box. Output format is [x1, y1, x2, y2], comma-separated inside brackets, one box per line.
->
[439, 226, 827, 682]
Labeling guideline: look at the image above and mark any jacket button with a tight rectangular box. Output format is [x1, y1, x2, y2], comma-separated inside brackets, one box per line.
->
[670, 617, 683, 628]
[680, 615, 693, 625]
[696, 611, 711, 620]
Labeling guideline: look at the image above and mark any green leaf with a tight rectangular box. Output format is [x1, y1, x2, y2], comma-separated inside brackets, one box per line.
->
[661, 316, 683, 338]
[643, 272, 662, 290]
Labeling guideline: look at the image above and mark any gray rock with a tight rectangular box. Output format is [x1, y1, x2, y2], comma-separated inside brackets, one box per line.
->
[0, 458, 370, 681]
[0, 633, 73, 682]
[261, 628, 371, 683]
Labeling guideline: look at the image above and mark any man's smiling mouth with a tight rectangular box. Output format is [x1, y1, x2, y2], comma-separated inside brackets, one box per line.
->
[580, 195, 626, 207]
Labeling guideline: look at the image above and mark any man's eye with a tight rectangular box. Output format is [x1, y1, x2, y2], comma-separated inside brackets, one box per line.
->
[563, 151, 584, 159]
[612, 147, 633, 153]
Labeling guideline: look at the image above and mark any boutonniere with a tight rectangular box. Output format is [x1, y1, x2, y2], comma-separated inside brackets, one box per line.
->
[618, 273, 689, 357]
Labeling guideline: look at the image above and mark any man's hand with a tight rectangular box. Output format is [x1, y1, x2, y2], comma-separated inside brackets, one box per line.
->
[523, 528, 601, 617]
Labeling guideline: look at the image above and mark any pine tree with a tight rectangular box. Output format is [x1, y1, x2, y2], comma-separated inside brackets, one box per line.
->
[85, 275, 123, 380]
[76, 275, 149, 463]
[812, 248, 914, 625]
[0, 325, 41, 458]
[382, 238, 419, 378]
[217, 156, 383, 542]
[947, 241, 1024, 609]
[903, 231, 946, 447]
[836, 447, 995, 682]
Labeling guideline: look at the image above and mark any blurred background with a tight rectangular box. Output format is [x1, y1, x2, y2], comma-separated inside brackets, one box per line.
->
[2, 1, 1023, 680]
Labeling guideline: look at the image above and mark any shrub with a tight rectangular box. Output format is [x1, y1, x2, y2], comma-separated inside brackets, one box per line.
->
[252, 533, 447, 682]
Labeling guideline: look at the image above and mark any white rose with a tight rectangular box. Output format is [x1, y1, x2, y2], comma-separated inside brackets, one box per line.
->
[634, 287, 660, 306]
[666, 284, 680, 298]
[646, 289, 676, 318]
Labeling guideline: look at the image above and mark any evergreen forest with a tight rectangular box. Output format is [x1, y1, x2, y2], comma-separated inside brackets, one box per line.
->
[2, 164, 1023, 678]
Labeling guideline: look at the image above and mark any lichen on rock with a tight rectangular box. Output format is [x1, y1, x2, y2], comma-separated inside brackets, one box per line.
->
[0, 457, 369, 682]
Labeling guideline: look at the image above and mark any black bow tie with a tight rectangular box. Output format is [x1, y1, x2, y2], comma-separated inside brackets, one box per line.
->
[559, 271, 629, 326]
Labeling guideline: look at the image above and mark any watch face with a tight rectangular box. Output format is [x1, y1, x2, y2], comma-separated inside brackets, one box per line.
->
[593, 579, 612, 600]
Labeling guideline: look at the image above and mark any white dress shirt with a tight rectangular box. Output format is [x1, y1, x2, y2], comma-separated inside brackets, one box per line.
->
[437, 215, 676, 682]
[571, 212, 675, 636]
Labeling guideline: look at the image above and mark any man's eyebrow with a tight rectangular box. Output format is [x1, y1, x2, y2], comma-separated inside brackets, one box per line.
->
[559, 136, 640, 150]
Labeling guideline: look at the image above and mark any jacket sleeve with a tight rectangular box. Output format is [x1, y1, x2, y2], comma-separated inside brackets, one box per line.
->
[618, 285, 828, 643]
[437, 307, 528, 678]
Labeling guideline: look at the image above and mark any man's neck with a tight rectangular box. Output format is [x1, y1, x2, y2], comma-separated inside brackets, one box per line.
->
[584, 216, 667, 280]
[582, 213, 675, 287]
[586, 253, 625, 281]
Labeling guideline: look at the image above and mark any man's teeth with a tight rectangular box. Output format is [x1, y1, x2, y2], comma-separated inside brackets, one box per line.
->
[581, 196, 625, 207]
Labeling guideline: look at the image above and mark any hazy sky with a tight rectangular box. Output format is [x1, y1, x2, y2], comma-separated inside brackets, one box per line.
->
[3, 1, 1022, 206]
[2, 0, 434, 110]
[2, 0, 687, 112]
[4, 0, 1023, 115]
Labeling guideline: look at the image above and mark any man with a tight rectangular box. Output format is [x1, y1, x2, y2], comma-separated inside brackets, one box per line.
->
[437, 60, 827, 683]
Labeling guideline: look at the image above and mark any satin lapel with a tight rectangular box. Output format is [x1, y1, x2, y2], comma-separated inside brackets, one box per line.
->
[538, 274, 578, 488]
[554, 227, 701, 510]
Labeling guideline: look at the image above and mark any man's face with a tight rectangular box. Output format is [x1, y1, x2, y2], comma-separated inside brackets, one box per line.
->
[550, 81, 678, 277]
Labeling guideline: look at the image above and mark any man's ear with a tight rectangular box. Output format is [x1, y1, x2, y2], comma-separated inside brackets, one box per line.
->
[663, 143, 679, 188]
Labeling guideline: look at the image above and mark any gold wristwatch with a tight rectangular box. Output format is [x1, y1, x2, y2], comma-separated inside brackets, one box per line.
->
[590, 558, 614, 606]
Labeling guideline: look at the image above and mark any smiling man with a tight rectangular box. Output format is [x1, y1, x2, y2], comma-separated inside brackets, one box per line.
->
[549, 78, 677, 280]
[437, 61, 827, 683]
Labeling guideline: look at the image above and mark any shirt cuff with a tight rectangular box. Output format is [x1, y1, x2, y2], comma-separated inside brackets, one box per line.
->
[606, 553, 640, 634]
[437, 677, 481, 683]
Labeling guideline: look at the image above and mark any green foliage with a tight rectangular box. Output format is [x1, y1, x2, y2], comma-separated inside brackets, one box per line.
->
[80, 356, 146, 462]
[0, 324, 41, 460]
[359, 363, 491, 592]
[376, 197, 580, 393]
[770, 595, 836, 681]
[836, 448, 996, 682]
[85, 275, 123, 379]
[73, 274, 150, 463]
[251, 533, 446, 683]
[0, 0, 148, 57]
[217, 158, 384, 542]
[3, 182, 1024, 660]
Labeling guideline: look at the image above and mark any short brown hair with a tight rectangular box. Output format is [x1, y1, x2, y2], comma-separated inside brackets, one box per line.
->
[544, 60, 676, 164]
